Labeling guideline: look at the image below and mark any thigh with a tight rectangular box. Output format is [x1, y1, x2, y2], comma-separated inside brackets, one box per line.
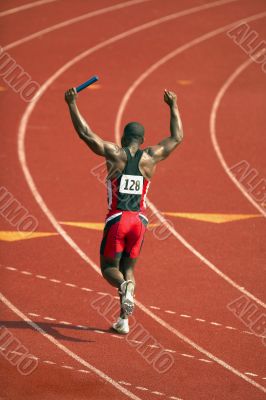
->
[100, 212, 124, 260]
[124, 214, 147, 259]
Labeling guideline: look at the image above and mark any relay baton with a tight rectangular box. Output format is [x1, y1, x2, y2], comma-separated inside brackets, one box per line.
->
[75, 75, 99, 93]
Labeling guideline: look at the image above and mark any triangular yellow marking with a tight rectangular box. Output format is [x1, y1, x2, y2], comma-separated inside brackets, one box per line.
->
[60, 221, 159, 230]
[0, 86, 7, 92]
[177, 80, 192, 85]
[162, 212, 262, 223]
[60, 221, 104, 230]
[0, 231, 58, 242]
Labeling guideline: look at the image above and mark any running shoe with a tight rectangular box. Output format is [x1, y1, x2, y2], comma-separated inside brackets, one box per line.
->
[112, 317, 129, 334]
[120, 280, 135, 316]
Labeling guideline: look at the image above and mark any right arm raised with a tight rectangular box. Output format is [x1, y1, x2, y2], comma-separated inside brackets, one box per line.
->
[147, 90, 183, 163]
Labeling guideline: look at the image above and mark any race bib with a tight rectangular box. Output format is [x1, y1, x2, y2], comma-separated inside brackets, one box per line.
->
[119, 175, 143, 195]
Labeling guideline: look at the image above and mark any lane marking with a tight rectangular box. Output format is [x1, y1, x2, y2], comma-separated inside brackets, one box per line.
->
[0, 231, 58, 241]
[15, 2, 266, 394]
[210, 50, 266, 218]
[1, 263, 263, 338]
[114, 10, 266, 310]
[4, 0, 151, 50]
[0, 0, 58, 18]
[0, 293, 143, 400]
[163, 212, 261, 223]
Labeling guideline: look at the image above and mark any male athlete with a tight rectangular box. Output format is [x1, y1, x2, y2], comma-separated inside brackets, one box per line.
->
[65, 88, 183, 334]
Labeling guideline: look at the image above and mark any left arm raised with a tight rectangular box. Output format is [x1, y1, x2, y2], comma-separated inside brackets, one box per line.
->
[65, 88, 118, 158]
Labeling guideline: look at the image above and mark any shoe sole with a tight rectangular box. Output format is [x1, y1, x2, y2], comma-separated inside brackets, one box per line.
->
[122, 298, 134, 316]
[112, 324, 129, 335]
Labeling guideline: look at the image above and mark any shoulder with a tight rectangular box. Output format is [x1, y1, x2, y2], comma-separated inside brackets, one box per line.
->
[104, 142, 127, 161]
[143, 147, 156, 162]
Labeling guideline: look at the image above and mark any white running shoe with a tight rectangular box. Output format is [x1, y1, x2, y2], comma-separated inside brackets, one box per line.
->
[120, 280, 135, 316]
[112, 317, 129, 334]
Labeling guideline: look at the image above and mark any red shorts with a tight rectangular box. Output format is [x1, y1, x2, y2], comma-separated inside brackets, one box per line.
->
[100, 210, 148, 259]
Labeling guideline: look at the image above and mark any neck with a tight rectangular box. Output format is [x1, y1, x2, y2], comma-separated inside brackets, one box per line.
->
[128, 141, 140, 150]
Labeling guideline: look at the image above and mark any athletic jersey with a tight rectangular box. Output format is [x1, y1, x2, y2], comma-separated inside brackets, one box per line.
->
[107, 147, 150, 212]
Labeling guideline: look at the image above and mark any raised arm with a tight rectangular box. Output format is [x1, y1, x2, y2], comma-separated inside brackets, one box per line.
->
[64, 88, 121, 159]
[147, 90, 183, 163]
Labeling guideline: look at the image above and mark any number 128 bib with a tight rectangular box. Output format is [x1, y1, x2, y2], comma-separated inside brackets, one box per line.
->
[119, 174, 144, 195]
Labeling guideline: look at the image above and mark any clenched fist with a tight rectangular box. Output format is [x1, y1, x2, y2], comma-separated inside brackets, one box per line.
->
[164, 90, 177, 108]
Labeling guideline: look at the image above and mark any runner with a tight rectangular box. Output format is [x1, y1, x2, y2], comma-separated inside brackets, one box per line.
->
[65, 88, 183, 333]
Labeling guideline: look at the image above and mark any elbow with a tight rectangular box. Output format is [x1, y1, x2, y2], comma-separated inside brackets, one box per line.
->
[173, 130, 184, 145]
[178, 130, 184, 143]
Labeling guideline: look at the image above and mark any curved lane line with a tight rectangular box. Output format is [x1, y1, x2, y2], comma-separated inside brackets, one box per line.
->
[210, 47, 266, 217]
[0, 293, 143, 400]
[15, 8, 266, 393]
[0, 0, 58, 18]
[3, 0, 151, 51]
[114, 12, 266, 309]
[4, 0, 236, 51]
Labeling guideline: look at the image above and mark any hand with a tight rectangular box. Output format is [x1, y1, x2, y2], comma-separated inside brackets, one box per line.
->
[164, 90, 177, 107]
[65, 88, 77, 105]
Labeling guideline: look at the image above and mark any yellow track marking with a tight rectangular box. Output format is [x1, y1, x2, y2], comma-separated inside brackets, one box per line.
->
[177, 80, 192, 85]
[0, 231, 58, 242]
[60, 221, 159, 230]
[60, 221, 104, 230]
[163, 212, 262, 223]
[88, 83, 101, 90]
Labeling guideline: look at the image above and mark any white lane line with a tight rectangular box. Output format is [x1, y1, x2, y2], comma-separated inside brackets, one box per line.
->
[0, 0, 58, 18]
[210, 49, 266, 218]
[43, 317, 56, 321]
[114, 11, 266, 311]
[180, 353, 195, 359]
[198, 358, 213, 364]
[0, 293, 143, 400]
[1, 264, 95, 293]
[65, 283, 77, 287]
[16, 3, 266, 394]
[61, 365, 74, 370]
[1, 263, 261, 338]
[28, 312, 40, 317]
[6, 266, 17, 271]
[43, 360, 56, 365]
[3, 0, 151, 50]
[225, 326, 237, 330]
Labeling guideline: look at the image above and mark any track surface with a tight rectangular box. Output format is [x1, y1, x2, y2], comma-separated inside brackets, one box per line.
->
[0, 0, 265, 399]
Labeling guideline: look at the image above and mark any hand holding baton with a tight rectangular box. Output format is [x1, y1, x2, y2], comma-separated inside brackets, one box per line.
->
[75, 75, 99, 93]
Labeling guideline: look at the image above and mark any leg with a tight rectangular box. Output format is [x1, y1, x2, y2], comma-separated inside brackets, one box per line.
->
[100, 255, 125, 289]
[119, 256, 137, 287]
[119, 256, 137, 318]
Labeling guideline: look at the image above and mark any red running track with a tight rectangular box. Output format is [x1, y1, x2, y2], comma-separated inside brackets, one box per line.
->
[0, 0, 265, 399]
